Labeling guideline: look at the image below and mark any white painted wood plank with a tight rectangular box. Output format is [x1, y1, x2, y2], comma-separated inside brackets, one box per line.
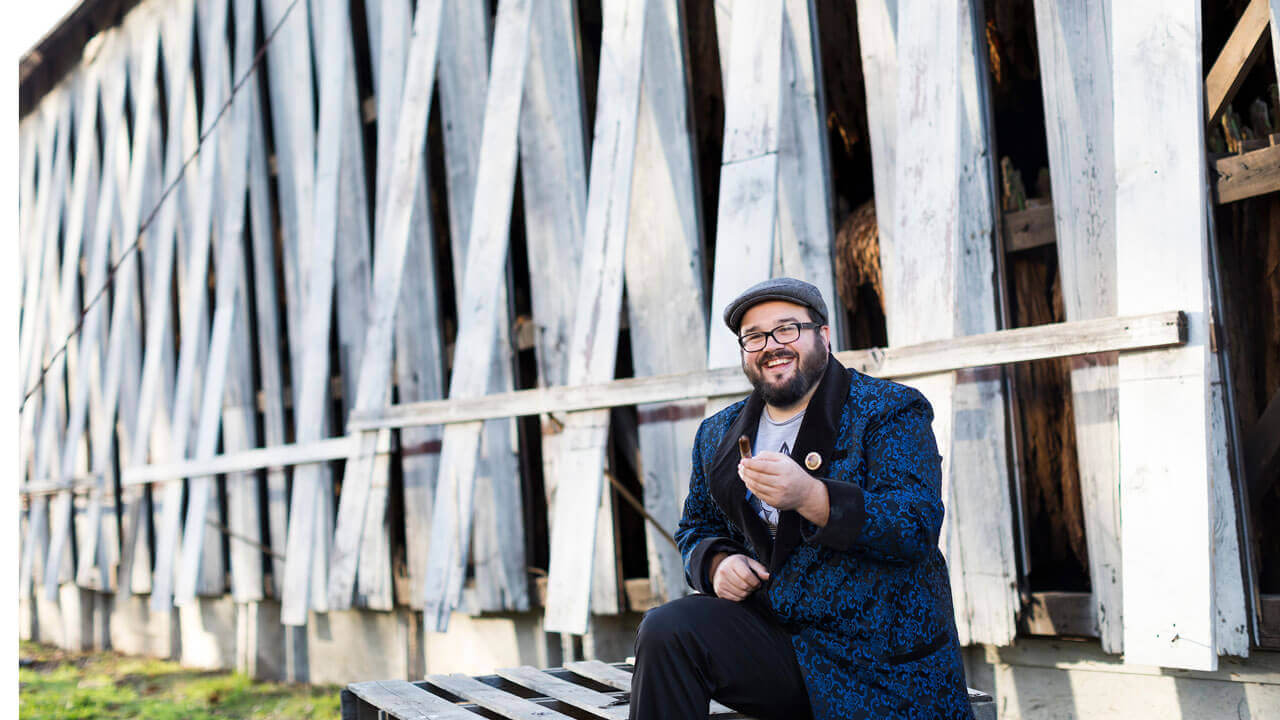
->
[707, 2, 784, 371]
[1032, 0, 1123, 654]
[150, 0, 223, 612]
[623, 0, 707, 604]
[543, 0, 649, 635]
[44, 63, 107, 598]
[328, 0, 445, 611]
[435, 0, 528, 616]
[517, 0, 591, 616]
[494, 666, 628, 720]
[240, 41, 291, 592]
[774, 0, 842, 347]
[425, 674, 574, 720]
[1113, 0, 1241, 670]
[855, 0, 898, 243]
[279, 0, 350, 627]
[115, 312, 1187, 483]
[345, 680, 477, 719]
[422, 0, 534, 631]
[949, 0, 1018, 647]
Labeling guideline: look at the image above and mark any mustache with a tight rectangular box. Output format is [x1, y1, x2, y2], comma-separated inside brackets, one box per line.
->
[755, 349, 798, 367]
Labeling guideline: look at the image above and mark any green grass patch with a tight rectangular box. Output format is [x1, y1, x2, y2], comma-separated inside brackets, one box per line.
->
[20, 641, 340, 719]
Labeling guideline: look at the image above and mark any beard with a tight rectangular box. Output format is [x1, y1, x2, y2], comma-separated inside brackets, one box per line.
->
[742, 340, 828, 408]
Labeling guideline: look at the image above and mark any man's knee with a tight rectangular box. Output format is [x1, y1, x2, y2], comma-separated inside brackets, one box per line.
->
[636, 595, 723, 654]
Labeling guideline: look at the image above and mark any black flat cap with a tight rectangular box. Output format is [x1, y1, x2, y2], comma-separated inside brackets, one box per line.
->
[722, 277, 828, 332]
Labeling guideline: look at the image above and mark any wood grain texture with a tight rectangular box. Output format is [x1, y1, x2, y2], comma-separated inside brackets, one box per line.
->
[623, 0, 707, 605]
[706, 1, 784, 371]
[1214, 143, 1280, 204]
[1113, 0, 1245, 669]
[423, 0, 534, 631]
[543, 0, 649, 635]
[435, 0, 530, 619]
[327, 0, 445, 613]
[1032, 0, 1122, 653]
[1204, 0, 1269, 128]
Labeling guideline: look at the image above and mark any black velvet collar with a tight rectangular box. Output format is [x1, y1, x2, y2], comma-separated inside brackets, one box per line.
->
[707, 354, 851, 573]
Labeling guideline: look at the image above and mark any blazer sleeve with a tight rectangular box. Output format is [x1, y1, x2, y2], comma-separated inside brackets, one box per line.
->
[802, 394, 944, 564]
[675, 420, 750, 595]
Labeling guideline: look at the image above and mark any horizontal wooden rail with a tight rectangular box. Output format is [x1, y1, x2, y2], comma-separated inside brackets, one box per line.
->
[352, 310, 1186, 430]
[1215, 142, 1280, 203]
[95, 311, 1184, 488]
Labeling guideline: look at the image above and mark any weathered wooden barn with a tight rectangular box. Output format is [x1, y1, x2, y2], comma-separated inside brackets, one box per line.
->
[17, 0, 1280, 714]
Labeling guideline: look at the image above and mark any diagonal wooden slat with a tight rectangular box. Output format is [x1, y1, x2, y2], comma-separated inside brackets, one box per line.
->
[435, 0, 529, 617]
[706, 1, 785, 373]
[1031, 0, 1122, 654]
[279, 0, 353, 628]
[542, 0, 650, 636]
[345, 680, 477, 720]
[421, 0, 535, 632]
[327, 0, 446, 612]
[495, 666, 628, 720]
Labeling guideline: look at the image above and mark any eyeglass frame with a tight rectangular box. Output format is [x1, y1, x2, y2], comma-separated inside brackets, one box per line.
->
[737, 321, 824, 352]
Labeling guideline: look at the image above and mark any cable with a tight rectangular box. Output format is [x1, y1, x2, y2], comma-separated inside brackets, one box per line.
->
[19, 0, 307, 413]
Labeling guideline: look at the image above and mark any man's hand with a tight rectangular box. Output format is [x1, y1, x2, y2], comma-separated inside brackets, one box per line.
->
[711, 552, 770, 601]
[738, 452, 829, 525]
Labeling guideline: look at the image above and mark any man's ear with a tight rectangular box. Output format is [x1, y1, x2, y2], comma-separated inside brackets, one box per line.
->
[820, 324, 831, 352]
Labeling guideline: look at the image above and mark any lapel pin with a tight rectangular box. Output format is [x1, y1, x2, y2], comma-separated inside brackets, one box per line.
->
[804, 451, 822, 471]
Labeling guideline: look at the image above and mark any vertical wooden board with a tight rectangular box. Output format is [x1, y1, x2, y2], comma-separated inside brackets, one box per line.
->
[855, 0, 897, 241]
[623, 0, 707, 603]
[773, 0, 842, 347]
[707, 1, 784, 371]
[948, 0, 1018, 647]
[544, 0, 649, 635]
[279, 0, 350, 628]
[1112, 0, 1230, 670]
[327, 0, 444, 611]
[1032, 0, 1123, 653]
[886, 0, 965, 638]
[422, 0, 533, 631]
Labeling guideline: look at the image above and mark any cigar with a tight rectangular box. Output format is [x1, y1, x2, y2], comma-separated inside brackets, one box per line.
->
[738, 435, 752, 460]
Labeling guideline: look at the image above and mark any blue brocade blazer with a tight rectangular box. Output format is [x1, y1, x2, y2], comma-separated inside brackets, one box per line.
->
[675, 354, 974, 720]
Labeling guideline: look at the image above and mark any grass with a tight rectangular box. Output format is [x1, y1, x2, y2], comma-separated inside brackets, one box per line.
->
[19, 640, 341, 719]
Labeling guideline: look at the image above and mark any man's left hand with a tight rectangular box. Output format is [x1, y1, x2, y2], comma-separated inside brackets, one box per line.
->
[738, 452, 821, 512]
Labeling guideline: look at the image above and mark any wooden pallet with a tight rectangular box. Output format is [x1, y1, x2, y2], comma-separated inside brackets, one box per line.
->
[340, 661, 997, 719]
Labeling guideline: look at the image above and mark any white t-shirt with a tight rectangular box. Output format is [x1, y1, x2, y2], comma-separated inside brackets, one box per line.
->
[749, 409, 804, 536]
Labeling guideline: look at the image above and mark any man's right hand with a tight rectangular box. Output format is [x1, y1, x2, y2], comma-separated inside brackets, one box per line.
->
[710, 552, 770, 601]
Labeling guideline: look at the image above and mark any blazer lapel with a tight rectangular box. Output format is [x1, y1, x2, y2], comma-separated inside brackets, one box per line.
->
[769, 354, 851, 572]
[707, 393, 775, 561]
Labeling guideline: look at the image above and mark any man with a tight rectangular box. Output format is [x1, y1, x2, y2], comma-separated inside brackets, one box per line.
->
[629, 278, 973, 720]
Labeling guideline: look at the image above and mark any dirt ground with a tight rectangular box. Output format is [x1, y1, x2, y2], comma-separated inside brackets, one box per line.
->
[18, 641, 340, 719]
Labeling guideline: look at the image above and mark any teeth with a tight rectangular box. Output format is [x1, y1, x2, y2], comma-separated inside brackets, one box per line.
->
[765, 357, 791, 368]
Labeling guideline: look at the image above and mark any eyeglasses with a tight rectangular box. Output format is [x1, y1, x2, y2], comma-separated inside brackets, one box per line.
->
[738, 322, 822, 352]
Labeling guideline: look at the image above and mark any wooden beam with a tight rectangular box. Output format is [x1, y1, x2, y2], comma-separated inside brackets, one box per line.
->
[1115, 0, 1248, 668]
[421, 0, 534, 632]
[1032, 0, 1123, 654]
[1205, 0, 1270, 129]
[1018, 591, 1098, 638]
[1002, 203, 1055, 252]
[113, 312, 1187, 487]
[706, 1, 785, 371]
[327, 0, 445, 612]
[623, 0, 707, 607]
[1214, 142, 1280, 204]
[542, 0, 649, 635]
[435, 0, 530, 619]
[279, 0, 351, 627]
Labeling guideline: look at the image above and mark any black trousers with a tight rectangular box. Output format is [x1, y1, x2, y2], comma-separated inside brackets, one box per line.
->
[629, 594, 813, 720]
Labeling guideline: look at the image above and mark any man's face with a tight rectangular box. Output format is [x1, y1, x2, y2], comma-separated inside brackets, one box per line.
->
[738, 300, 830, 408]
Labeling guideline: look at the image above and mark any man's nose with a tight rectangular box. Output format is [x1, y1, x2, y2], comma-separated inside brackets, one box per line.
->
[762, 333, 786, 351]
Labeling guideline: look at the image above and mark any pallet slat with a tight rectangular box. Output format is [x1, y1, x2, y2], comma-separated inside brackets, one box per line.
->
[426, 674, 573, 719]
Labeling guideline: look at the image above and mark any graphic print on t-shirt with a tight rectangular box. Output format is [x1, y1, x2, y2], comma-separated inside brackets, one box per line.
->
[749, 410, 804, 537]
